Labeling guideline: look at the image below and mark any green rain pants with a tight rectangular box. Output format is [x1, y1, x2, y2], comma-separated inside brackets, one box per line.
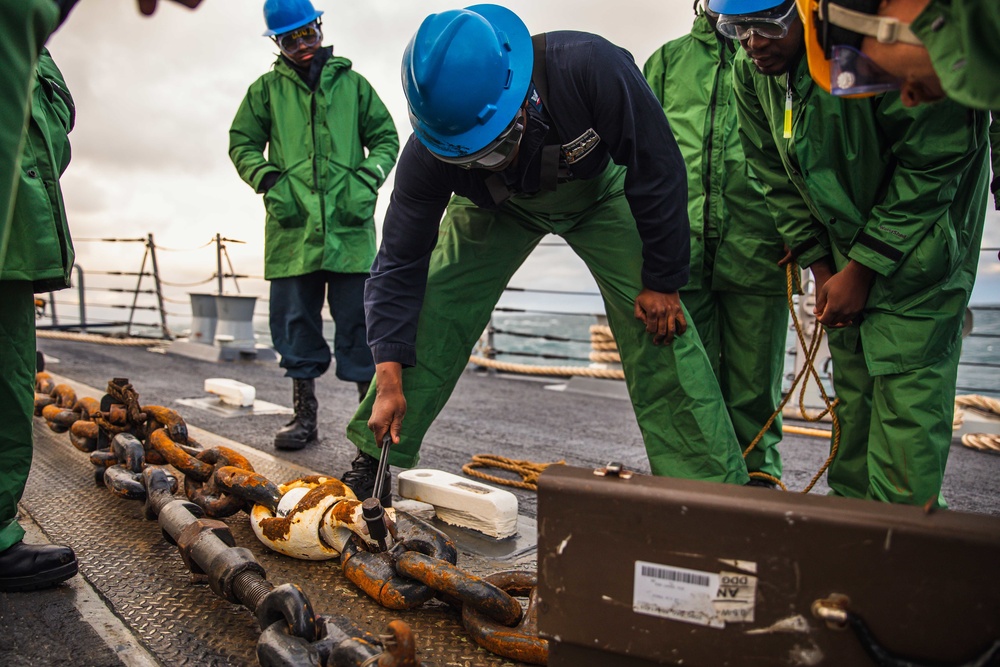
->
[347, 164, 749, 484]
[825, 325, 959, 507]
[680, 236, 789, 480]
[0, 282, 36, 550]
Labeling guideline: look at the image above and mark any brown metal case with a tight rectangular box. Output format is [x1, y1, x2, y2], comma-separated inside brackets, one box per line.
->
[537, 466, 1000, 666]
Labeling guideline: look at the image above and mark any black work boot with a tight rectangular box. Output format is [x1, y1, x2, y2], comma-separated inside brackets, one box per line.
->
[340, 449, 392, 507]
[356, 380, 371, 403]
[274, 378, 319, 450]
[0, 540, 78, 592]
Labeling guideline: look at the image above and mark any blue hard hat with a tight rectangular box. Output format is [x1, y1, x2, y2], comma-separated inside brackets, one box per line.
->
[707, 0, 786, 14]
[401, 4, 533, 158]
[263, 0, 323, 37]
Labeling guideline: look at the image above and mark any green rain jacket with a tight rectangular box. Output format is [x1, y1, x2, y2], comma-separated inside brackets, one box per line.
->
[1, 48, 75, 294]
[912, 0, 1000, 111]
[644, 13, 785, 295]
[733, 53, 990, 376]
[229, 54, 399, 280]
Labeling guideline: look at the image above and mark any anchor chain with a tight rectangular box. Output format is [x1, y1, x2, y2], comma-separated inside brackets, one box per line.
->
[34, 374, 418, 667]
[35, 373, 547, 665]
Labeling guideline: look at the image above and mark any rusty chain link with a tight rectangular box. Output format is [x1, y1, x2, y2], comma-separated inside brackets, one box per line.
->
[33, 373, 417, 666]
[34, 373, 546, 665]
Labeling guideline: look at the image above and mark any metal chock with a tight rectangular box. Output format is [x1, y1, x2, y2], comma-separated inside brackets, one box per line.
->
[593, 461, 633, 479]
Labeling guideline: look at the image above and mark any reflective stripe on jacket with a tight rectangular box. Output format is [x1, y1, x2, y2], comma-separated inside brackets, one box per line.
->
[229, 54, 399, 279]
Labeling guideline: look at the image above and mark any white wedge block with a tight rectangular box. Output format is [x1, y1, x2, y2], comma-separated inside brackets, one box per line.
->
[204, 378, 256, 407]
[397, 469, 518, 538]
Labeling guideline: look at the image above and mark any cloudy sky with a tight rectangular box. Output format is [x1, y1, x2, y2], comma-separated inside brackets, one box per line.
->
[44, 0, 1000, 330]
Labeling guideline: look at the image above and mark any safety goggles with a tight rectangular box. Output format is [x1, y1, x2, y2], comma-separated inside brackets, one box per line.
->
[432, 108, 526, 170]
[275, 22, 322, 54]
[715, 0, 798, 41]
[829, 44, 902, 95]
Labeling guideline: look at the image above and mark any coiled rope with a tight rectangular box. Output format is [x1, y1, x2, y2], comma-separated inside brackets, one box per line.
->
[462, 454, 566, 491]
[468, 324, 625, 379]
[954, 394, 1000, 454]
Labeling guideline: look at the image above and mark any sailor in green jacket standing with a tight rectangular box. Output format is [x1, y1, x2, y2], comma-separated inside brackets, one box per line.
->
[709, 0, 990, 507]
[644, 3, 789, 487]
[229, 0, 399, 450]
[0, 47, 79, 591]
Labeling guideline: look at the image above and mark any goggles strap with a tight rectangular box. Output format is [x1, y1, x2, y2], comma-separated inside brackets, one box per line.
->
[823, 3, 923, 45]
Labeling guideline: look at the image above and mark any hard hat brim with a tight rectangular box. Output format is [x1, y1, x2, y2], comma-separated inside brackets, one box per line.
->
[263, 9, 323, 37]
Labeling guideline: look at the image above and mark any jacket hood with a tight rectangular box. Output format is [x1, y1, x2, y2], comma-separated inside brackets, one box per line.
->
[691, 11, 720, 46]
[273, 48, 352, 84]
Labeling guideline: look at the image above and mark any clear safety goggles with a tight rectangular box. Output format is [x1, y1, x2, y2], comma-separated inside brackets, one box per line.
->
[829, 44, 902, 95]
[715, 0, 798, 41]
[275, 22, 322, 54]
[433, 108, 526, 171]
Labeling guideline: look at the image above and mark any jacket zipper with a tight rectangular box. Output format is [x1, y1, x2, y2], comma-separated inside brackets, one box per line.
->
[703, 41, 725, 236]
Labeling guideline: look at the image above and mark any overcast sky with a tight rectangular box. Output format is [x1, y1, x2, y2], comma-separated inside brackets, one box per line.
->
[45, 0, 999, 327]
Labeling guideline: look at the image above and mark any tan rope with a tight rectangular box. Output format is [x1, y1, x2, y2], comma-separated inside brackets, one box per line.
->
[955, 394, 1000, 415]
[589, 324, 614, 342]
[36, 330, 166, 347]
[784, 425, 833, 439]
[742, 264, 842, 494]
[468, 355, 625, 379]
[462, 454, 566, 491]
[588, 350, 621, 364]
[960, 433, 1000, 453]
[953, 394, 1000, 455]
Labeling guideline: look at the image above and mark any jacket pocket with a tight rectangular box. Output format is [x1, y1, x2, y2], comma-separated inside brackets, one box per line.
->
[263, 173, 303, 229]
[867, 217, 955, 311]
[338, 169, 378, 227]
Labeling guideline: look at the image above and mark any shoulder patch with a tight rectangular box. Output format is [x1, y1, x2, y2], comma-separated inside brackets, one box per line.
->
[562, 128, 601, 164]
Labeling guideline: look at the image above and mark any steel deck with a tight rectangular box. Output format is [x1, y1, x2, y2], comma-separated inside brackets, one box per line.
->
[21, 384, 535, 667]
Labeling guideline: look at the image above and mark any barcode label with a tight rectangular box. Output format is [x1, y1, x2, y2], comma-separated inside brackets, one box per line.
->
[633, 561, 722, 629]
[640, 565, 711, 587]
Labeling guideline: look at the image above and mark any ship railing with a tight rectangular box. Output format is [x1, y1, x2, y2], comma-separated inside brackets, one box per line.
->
[32, 234, 1000, 398]
[35, 233, 268, 341]
[476, 245, 1000, 399]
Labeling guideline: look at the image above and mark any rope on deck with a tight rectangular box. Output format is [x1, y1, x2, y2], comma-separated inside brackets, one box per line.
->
[36, 330, 166, 347]
[954, 394, 1000, 454]
[462, 454, 566, 491]
[468, 355, 625, 379]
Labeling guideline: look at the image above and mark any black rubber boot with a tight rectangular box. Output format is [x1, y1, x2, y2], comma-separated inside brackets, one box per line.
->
[0, 541, 78, 592]
[340, 449, 392, 507]
[356, 380, 371, 403]
[274, 378, 319, 450]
